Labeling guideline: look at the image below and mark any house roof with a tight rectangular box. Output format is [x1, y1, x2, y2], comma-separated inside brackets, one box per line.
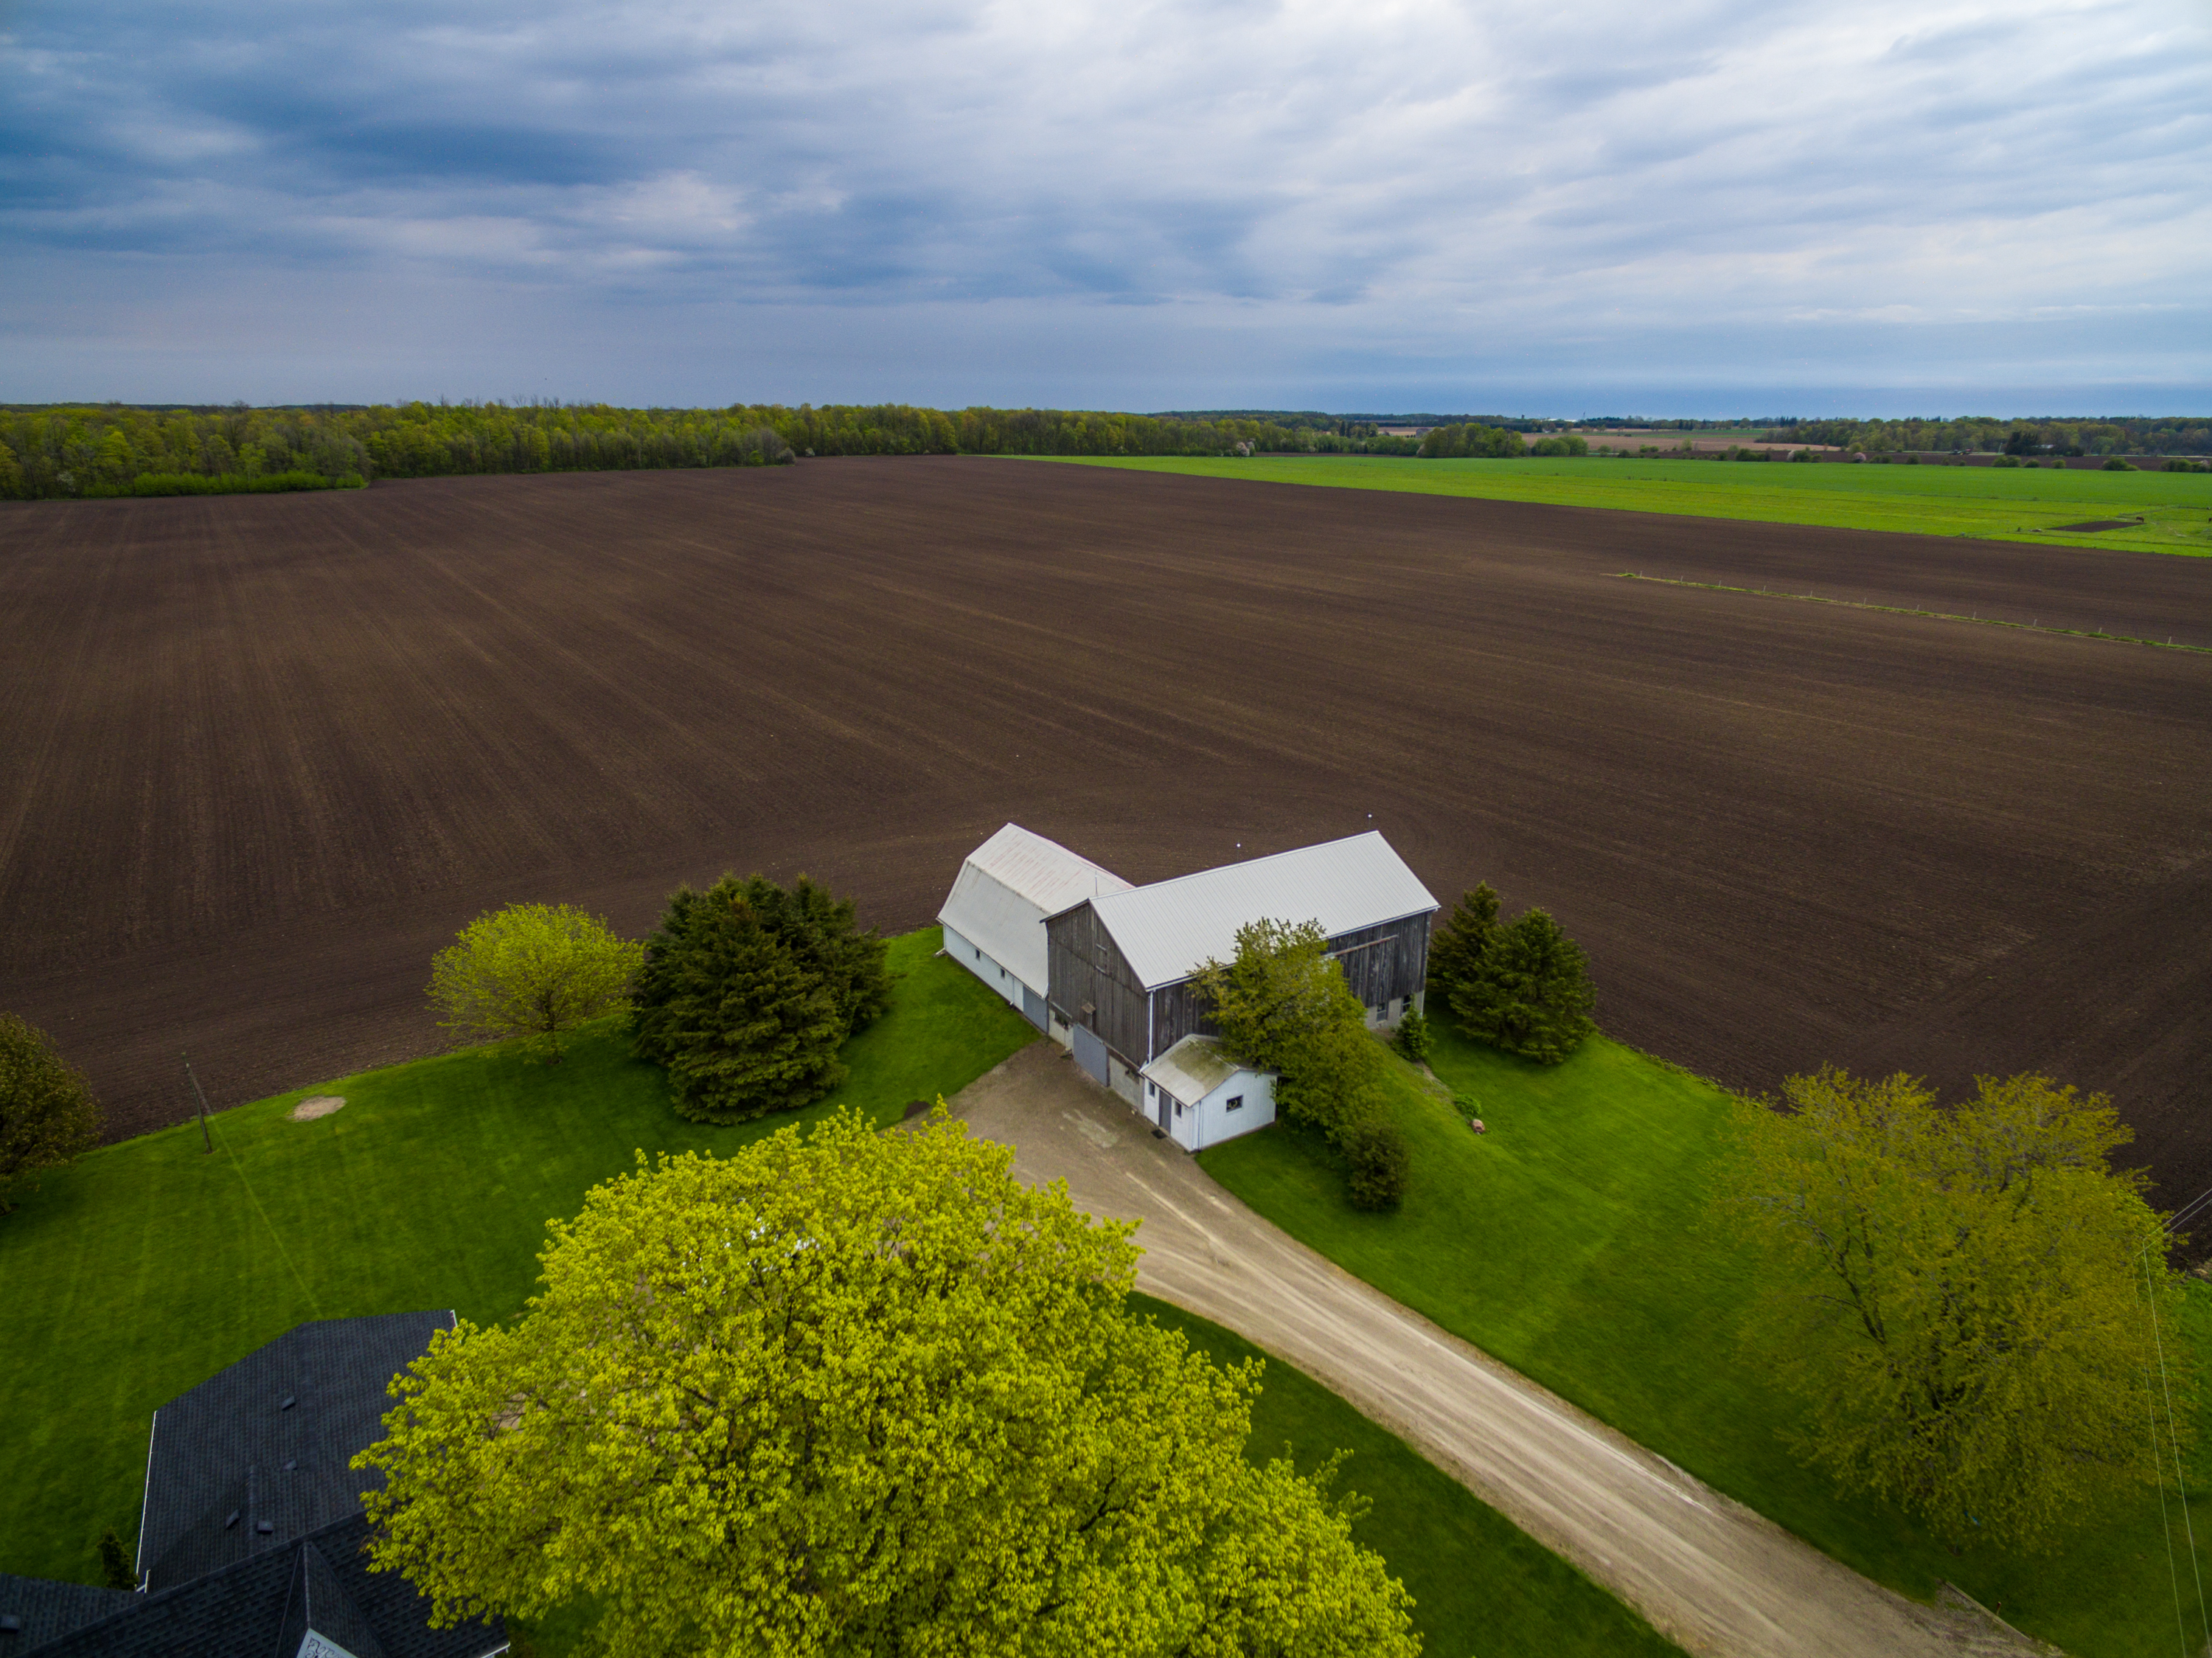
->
[27, 1516, 504, 1658]
[137, 1312, 455, 1592]
[1139, 1036, 1256, 1106]
[1076, 832, 1439, 991]
[0, 1577, 134, 1650]
[937, 824, 1130, 991]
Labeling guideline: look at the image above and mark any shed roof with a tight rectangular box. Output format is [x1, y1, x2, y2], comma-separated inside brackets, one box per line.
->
[1077, 832, 1438, 991]
[1139, 1036, 1258, 1106]
[137, 1312, 455, 1592]
[937, 825, 1130, 991]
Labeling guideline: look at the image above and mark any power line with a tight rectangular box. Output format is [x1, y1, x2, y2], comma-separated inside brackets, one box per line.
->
[2143, 1243, 2211, 1652]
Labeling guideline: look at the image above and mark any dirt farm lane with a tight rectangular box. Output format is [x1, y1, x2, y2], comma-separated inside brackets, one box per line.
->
[951, 1042, 2043, 1658]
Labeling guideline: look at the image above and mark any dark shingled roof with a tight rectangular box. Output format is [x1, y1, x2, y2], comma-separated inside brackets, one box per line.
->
[136, 1312, 455, 1592]
[26, 1515, 504, 1658]
[0, 1577, 134, 1648]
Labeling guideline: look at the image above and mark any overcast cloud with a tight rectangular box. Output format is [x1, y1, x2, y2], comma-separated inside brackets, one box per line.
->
[2, 0, 2206, 411]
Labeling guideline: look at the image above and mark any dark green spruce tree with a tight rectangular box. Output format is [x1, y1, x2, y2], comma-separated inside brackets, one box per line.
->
[1450, 907, 1596, 1065]
[1427, 885, 1500, 1005]
[631, 878, 862, 1123]
[733, 874, 891, 1035]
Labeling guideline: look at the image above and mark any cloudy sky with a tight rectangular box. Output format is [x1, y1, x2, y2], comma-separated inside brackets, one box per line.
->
[4, 0, 2207, 414]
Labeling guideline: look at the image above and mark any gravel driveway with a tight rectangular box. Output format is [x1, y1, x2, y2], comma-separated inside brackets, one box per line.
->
[950, 1042, 2051, 1658]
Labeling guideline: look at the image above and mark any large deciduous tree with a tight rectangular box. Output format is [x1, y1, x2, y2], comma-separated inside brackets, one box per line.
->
[1730, 1067, 2182, 1551]
[0, 1013, 102, 1212]
[354, 1112, 1419, 1657]
[427, 903, 644, 1061]
[629, 873, 889, 1123]
[1193, 920, 1409, 1208]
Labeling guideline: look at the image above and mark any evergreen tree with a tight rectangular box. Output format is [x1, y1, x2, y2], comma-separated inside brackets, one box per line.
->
[733, 874, 891, 1034]
[649, 890, 848, 1123]
[1445, 905, 1596, 1065]
[1427, 885, 1500, 1004]
[98, 1530, 133, 1590]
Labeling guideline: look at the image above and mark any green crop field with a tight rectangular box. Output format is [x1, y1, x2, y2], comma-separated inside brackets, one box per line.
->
[1197, 1027, 2212, 1658]
[2, 929, 1674, 1657]
[1042, 454, 2212, 557]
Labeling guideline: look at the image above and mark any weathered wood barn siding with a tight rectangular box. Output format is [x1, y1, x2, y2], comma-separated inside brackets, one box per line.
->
[1325, 914, 1432, 1011]
[1054, 904, 1433, 1066]
[1046, 903, 1150, 1063]
[1147, 912, 1432, 1058]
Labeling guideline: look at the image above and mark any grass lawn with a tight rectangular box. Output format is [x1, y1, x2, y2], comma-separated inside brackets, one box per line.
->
[1036, 454, 2212, 558]
[1134, 1294, 1683, 1658]
[1197, 1027, 2212, 1658]
[0, 929, 1037, 1587]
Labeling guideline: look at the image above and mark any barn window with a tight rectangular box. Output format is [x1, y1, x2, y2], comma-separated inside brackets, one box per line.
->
[1174, 1101, 1183, 1117]
[1225, 1095, 1244, 1112]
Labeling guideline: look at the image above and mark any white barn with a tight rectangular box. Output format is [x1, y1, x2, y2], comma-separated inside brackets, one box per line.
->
[937, 824, 1132, 1031]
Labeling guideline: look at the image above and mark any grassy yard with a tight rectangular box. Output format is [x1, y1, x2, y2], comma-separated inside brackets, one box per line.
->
[1197, 1027, 2212, 1658]
[1039, 454, 2212, 558]
[1135, 1294, 1683, 1658]
[5, 927, 1681, 1658]
[0, 929, 1037, 1586]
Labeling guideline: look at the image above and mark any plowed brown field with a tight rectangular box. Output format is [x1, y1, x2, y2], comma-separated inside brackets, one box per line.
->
[4, 459, 2209, 1204]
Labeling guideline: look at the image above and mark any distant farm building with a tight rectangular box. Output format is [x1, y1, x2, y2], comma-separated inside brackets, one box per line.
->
[939, 828, 1438, 1149]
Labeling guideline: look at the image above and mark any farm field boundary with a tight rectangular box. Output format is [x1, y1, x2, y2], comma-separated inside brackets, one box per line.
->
[1613, 572, 2212, 653]
[1039, 453, 2212, 557]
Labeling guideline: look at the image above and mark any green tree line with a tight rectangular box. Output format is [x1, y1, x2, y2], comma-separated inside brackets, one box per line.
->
[1774, 415, 2212, 457]
[0, 400, 1435, 501]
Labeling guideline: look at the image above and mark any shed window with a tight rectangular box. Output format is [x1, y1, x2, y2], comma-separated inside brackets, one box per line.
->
[1225, 1095, 1244, 1112]
[1175, 1100, 1183, 1117]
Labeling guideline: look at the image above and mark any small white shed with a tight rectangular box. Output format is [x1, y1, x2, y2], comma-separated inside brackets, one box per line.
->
[937, 824, 1132, 1031]
[1139, 1035, 1276, 1152]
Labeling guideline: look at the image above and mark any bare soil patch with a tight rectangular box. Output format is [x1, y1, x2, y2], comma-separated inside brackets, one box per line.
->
[3, 459, 2208, 1207]
[288, 1095, 347, 1121]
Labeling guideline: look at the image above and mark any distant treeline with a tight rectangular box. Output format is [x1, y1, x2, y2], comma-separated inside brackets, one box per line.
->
[0, 401, 1437, 500]
[1771, 416, 2212, 457]
[7, 402, 2208, 501]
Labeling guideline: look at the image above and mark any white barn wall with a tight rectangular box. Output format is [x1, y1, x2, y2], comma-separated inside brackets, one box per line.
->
[941, 924, 1026, 1013]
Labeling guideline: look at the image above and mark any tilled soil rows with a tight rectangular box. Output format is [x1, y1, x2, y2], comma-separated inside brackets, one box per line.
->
[4, 459, 2208, 1204]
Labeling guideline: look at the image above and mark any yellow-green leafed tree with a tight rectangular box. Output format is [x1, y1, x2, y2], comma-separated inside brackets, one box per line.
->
[427, 902, 645, 1061]
[354, 1112, 1420, 1657]
[1731, 1068, 2184, 1553]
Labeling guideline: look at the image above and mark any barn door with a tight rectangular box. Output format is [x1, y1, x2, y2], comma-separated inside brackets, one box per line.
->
[1071, 1024, 1109, 1087]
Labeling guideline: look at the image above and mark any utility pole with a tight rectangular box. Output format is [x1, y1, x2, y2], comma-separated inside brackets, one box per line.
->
[184, 1054, 213, 1154]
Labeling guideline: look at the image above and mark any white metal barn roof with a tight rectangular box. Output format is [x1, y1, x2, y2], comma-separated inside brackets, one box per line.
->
[1079, 831, 1439, 991]
[938, 824, 1132, 991]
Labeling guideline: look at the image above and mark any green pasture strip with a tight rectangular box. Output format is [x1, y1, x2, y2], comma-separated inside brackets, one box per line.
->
[0, 929, 1037, 1588]
[1135, 1294, 1684, 1658]
[1196, 1029, 2212, 1658]
[1615, 572, 2212, 653]
[1037, 454, 2212, 558]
